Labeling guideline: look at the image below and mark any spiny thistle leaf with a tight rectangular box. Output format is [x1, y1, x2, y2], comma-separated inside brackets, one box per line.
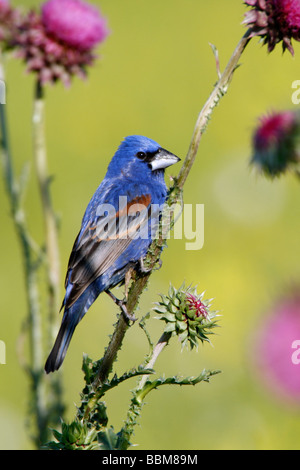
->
[78, 354, 155, 425]
[97, 427, 119, 450]
[135, 369, 221, 403]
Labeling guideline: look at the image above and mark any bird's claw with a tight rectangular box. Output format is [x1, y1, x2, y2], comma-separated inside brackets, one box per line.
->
[106, 290, 136, 323]
[139, 256, 162, 274]
[138, 257, 152, 274]
[156, 259, 163, 270]
[119, 298, 136, 323]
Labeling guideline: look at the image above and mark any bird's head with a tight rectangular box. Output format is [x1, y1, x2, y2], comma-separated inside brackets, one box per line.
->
[106, 135, 180, 179]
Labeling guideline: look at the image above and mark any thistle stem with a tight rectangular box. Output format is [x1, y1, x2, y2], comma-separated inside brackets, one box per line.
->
[32, 80, 60, 344]
[136, 331, 171, 392]
[0, 53, 47, 446]
[177, 29, 252, 189]
[93, 314, 129, 387]
[93, 274, 151, 386]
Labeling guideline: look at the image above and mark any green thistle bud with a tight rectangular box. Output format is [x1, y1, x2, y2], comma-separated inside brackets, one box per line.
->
[47, 420, 98, 450]
[153, 284, 219, 349]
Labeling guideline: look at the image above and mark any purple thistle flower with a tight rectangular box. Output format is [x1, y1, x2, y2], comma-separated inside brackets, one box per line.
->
[244, 0, 300, 54]
[13, 0, 109, 86]
[0, 0, 20, 44]
[253, 293, 300, 403]
[250, 110, 300, 177]
[0, 0, 9, 9]
[186, 293, 209, 319]
[42, 0, 109, 51]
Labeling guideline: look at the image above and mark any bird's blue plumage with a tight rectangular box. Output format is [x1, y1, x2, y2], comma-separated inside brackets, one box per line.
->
[45, 135, 180, 372]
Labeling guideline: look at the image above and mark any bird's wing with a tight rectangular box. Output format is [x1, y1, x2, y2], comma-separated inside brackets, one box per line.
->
[63, 193, 153, 309]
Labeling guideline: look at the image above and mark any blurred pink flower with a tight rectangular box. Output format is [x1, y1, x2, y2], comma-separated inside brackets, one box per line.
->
[0, 0, 9, 9]
[254, 111, 296, 150]
[14, 0, 109, 86]
[254, 294, 300, 402]
[250, 110, 300, 177]
[244, 0, 300, 54]
[42, 0, 109, 51]
[0, 0, 20, 44]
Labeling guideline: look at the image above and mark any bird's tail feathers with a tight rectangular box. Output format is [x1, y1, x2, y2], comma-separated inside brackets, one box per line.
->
[44, 314, 77, 373]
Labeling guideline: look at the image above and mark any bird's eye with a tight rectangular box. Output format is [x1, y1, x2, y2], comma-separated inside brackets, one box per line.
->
[136, 151, 146, 160]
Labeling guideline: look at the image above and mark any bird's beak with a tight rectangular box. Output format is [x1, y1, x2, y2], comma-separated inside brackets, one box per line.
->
[149, 148, 181, 171]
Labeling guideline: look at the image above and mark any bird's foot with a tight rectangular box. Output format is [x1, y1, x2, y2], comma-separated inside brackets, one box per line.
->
[139, 256, 151, 274]
[106, 290, 136, 322]
[139, 256, 162, 274]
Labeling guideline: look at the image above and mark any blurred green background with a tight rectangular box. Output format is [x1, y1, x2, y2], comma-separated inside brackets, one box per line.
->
[1, 0, 300, 450]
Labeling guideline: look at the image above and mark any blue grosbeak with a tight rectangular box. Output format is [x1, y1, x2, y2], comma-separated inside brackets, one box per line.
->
[45, 135, 180, 373]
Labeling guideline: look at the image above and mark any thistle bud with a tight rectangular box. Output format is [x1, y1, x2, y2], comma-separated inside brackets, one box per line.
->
[250, 110, 300, 177]
[153, 284, 219, 350]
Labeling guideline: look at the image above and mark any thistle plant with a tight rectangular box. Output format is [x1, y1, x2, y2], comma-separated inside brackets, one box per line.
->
[45, 285, 220, 450]
[0, 0, 109, 447]
[245, 2, 300, 179]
